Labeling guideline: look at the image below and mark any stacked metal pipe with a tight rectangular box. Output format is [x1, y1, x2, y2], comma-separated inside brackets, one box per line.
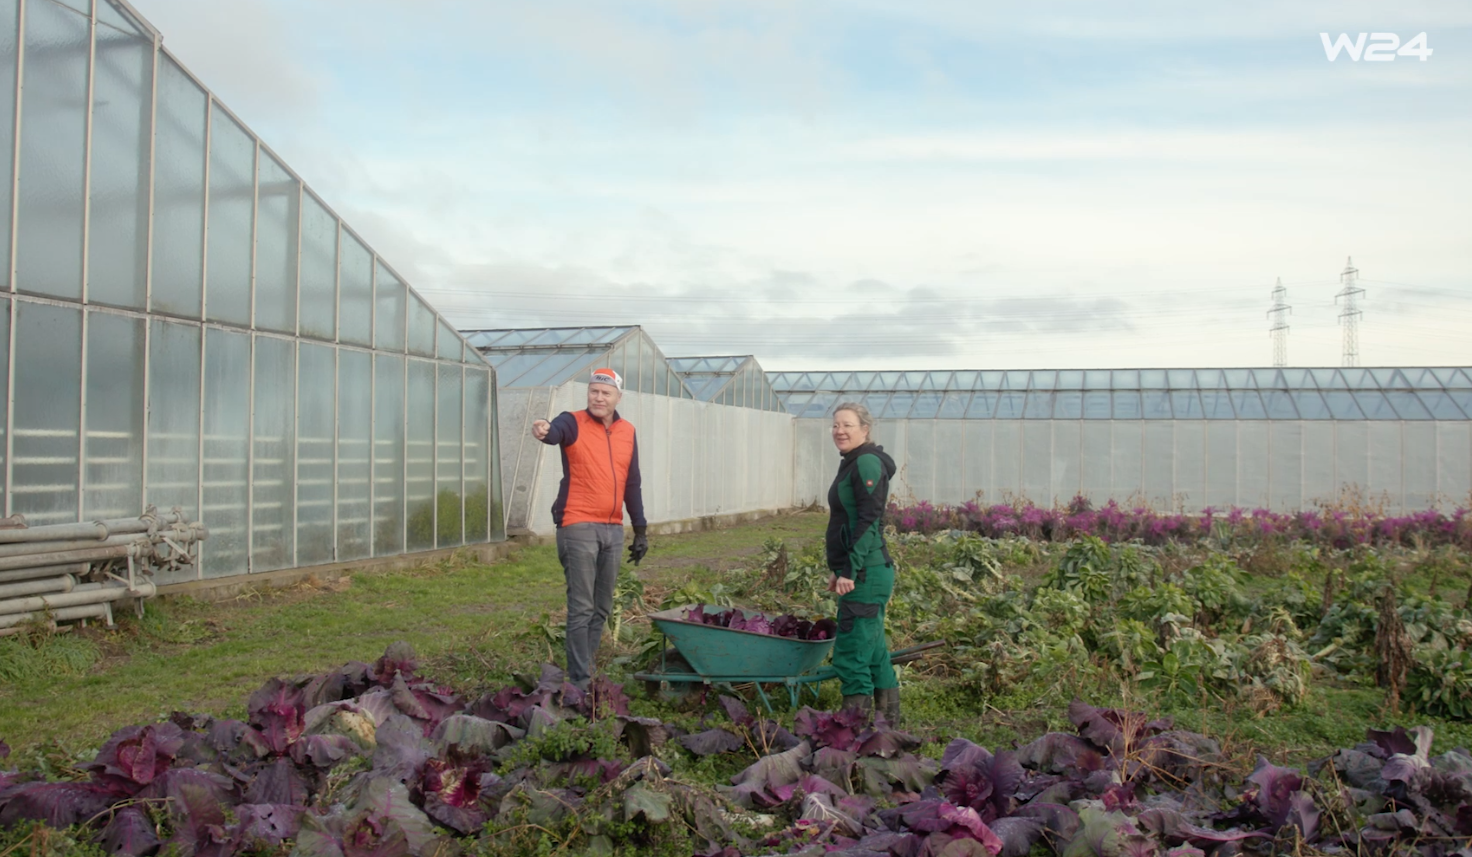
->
[0, 507, 207, 633]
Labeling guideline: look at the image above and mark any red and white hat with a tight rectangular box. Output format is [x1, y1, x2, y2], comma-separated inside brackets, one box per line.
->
[590, 367, 623, 390]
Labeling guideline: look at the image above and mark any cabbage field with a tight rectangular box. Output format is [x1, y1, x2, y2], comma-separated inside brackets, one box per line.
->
[1, 505, 1471, 857]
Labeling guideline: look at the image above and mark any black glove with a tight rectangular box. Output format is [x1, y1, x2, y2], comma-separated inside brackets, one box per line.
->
[628, 527, 649, 566]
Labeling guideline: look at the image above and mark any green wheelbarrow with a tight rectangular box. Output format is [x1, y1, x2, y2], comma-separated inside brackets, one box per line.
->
[632, 604, 944, 712]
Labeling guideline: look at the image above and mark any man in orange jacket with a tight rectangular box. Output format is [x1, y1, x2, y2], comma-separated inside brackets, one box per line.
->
[532, 367, 649, 690]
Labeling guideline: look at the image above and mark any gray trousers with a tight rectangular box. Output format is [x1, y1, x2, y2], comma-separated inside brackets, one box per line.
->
[556, 522, 624, 689]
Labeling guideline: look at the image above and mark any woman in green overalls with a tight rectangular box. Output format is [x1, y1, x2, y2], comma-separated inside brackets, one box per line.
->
[825, 402, 901, 723]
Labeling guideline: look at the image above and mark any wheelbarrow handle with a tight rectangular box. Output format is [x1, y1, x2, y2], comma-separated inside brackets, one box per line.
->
[888, 640, 946, 666]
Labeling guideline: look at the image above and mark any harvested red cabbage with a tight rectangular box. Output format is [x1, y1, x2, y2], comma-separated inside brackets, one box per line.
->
[681, 606, 835, 641]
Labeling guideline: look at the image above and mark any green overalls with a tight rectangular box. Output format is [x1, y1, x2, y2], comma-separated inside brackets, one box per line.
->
[825, 443, 899, 697]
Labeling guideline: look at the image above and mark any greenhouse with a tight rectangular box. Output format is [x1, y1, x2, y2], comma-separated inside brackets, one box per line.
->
[774, 367, 1472, 514]
[473, 327, 792, 536]
[667, 356, 785, 412]
[0, 0, 502, 585]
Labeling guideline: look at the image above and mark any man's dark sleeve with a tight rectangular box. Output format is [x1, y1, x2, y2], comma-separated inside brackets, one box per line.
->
[625, 432, 647, 531]
[539, 412, 579, 446]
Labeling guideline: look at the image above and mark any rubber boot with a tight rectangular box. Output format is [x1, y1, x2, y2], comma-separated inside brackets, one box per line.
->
[873, 687, 901, 727]
[840, 694, 873, 717]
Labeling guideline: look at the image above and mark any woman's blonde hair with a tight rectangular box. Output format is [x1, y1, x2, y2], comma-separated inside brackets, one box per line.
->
[832, 401, 875, 431]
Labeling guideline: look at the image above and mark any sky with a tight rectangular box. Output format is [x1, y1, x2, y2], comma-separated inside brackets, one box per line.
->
[134, 0, 1472, 371]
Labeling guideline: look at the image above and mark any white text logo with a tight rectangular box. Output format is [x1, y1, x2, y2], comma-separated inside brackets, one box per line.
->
[1320, 32, 1432, 61]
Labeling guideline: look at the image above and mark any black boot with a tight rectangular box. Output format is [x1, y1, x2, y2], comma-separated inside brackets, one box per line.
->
[840, 694, 873, 716]
[873, 687, 901, 726]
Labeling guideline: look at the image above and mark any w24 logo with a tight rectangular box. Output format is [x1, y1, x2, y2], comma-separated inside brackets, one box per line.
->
[1320, 32, 1432, 61]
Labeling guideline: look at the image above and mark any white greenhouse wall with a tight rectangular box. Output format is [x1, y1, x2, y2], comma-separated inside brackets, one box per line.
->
[499, 384, 795, 535]
[792, 419, 1472, 513]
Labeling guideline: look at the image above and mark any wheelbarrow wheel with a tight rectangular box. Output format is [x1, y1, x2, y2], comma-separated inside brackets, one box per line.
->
[643, 648, 697, 702]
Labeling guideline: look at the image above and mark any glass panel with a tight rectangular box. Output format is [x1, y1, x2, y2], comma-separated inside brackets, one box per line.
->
[438, 320, 461, 361]
[16, 0, 88, 299]
[1418, 391, 1467, 419]
[937, 391, 971, 418]
[252, 336, 295, 571]
[254, 152, 299, 333]
[994, 391, 1026, 419]
[1342, 368, 1379, 389]
[1112, 390, 1142, 419]
[337, 349, 372, 560]
[84, 313, 144, 518]
[296, 343, 335, 565]
[654, 357, 667, 395]
[1019, 391, 1051, 419]
[1082, 391, 1111, 419]
[1448, 391, 1472, 419]
[373, 354, 405, 554]
[1053, 391, 1083, 419]
[1385, 391, 1431, 420]
[1029, 371, 1057, 390]
[1083, 370, 1110, 390]
[1199, 390, 1235, 419]
[145, 321, 200, 539]
[1370, 368, 1405, 388]
[1056, 370, 1084, 389]
[1139, 369, 1168, 389]
[56, 0, 89, 13]
[1321, 390, 1364, 419]
[910, 392, 942, 418]
[641, 336, 657, 394]
[884, 392, 916, 418]
[379, 263, 411, 352]
[1260, 390, 1299, 419]
[1402, 368, 1436, 388]
[87, 21, 152, 308]
[1166, 370, 1196, 389]
[0, 0, 16, 286]
[150, 57, 206, 317]
[1290, 390, 1331, 420]
[1252, 368, 1284, 388]
[13, 303, 81, 524]
[202, 329, 250, 576]
[806, 392, 837, 418]
[1354, 391, 1398, 419]
[95, 0, 137, 33]
[406, 360, 436, 551]
[299, 193, 336, 340]
[780, 392, 810, 415]
[403, 290, 429, 354]
[338, 232, 373, 346]
[205, 106, 254, 326]
[463, 369, 490, 543]
[1230, 390, 1267, 419]
[1222, 369, 1253, 388]
[1170, 391, 1203, 418]
[1311, 368, 1346, 388]
[1140, 391, 1172, 418]
[1434, 368, 1470, 387]
[437, 364, 463, 547]
[1286, 368, 1316, 387]
[1195, 369, 1225, 389]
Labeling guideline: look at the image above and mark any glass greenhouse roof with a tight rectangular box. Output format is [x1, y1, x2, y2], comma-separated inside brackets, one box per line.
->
[463, 326, 695, 398]
[768, 367, 1472, 420]
[667, 356, 785, 412]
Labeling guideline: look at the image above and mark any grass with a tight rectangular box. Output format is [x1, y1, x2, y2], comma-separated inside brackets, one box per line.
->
[0, 513, 828, 757]
[3, 508, 1470, 781]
